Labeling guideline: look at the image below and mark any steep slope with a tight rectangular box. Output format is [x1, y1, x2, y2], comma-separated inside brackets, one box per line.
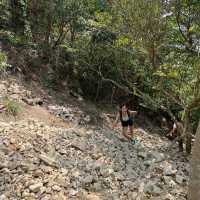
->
[0, 78, 189, 200]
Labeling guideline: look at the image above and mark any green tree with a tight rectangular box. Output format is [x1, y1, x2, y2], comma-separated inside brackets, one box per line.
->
[10, 0, 26, 34]
[112, 0, 168, 69]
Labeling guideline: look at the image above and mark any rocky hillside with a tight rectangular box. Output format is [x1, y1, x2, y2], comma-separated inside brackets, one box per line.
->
[0, 78, 189, 200]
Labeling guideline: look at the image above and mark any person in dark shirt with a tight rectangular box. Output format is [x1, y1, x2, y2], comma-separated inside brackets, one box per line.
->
[113, 104, 138, 143]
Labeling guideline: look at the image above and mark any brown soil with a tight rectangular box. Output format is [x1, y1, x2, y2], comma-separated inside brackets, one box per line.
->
[0, 103, 71, 129]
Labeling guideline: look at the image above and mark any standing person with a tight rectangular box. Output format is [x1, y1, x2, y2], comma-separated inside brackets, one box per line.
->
[167, 120, 184, 151]
[113, 103, 138, 143]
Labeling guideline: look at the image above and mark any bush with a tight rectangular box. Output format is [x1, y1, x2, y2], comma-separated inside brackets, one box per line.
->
[0, 50, 10, 75]
[4, 98, 21, 116]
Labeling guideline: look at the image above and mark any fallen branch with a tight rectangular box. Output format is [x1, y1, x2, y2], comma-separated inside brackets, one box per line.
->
[101, 77, 132, 94]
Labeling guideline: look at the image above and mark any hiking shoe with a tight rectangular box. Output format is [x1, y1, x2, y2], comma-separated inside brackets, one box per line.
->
[131, 138, 139, 145]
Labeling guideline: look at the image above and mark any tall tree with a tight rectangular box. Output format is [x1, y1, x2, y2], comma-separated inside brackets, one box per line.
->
[10, 0, 25, 33]
[112, 0, 168, 69]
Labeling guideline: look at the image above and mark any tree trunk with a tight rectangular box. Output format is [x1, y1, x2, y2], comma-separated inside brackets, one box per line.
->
[186, 133, 192, 154]
[188, 121, 200, 200]
[70, 25, 75, 47]
[28, 0, 40, 42]
[10, 0, 25, 34]
[183, 109, 192, 154]
[95, 80, 101, 102]
[45, 15, 53, 44]
[148, 43, 156, 69]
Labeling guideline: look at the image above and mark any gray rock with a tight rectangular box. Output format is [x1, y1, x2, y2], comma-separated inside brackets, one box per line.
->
[100, 167, 114, 178]
[127, 191, 138, 200]
[52, 185, 62, 192]
[68, 189, 78, 196]
[163, 166, 177, 176]
[123, 180, 134, 188]
[39, 153, 58, 167]
[151, 152, 165, 163]
[144, 160, 154, 167]
[175, 174, 184, 184]
[162, 176, 172, 184]
[22, 97, 43, 106]
[83, 175, 94, 185]
[168, 180, 177, 188]
[29, 182, 43, 193]
[70, 141, 86, 152]
[138, 151, 147, 159]
[144, 181, 162, 195]
[22, 190, 31, 198]
[114, 172, 125, 181]
[0, 160, 8, 169]
[92, 182, 102, 192]
[161, 193, 175, 200]
[0, 195, 7, 200]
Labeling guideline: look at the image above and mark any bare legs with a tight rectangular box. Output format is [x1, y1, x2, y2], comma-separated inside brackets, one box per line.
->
[129, 125, 134, 137]
[122, 126, 134, 140]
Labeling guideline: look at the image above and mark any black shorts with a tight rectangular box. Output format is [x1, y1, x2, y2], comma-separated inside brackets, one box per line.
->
[121, 118, 133, 127]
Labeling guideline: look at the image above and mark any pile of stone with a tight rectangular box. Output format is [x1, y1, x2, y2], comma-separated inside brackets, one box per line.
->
[48, 105, 75, 122]
[48, 105, 94, 126]
[0, 79, 189, 199]
[0, 118, 189, 200]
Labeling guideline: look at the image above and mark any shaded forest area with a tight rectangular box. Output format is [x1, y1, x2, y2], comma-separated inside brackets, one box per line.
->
[0, 0, 200, 153]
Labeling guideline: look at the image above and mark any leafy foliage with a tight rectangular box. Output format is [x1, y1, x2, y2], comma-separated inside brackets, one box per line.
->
[0, 0, 200, 147]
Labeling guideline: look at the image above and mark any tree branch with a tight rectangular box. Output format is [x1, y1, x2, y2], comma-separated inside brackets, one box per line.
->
[100, 75, 177, 121]
[101, 77, 132, 94]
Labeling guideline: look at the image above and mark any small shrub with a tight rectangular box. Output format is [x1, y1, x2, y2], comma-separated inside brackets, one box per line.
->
[4, 98, 21, 116]
[0, 50, 11, 75]
[7, 33, 24, 46]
